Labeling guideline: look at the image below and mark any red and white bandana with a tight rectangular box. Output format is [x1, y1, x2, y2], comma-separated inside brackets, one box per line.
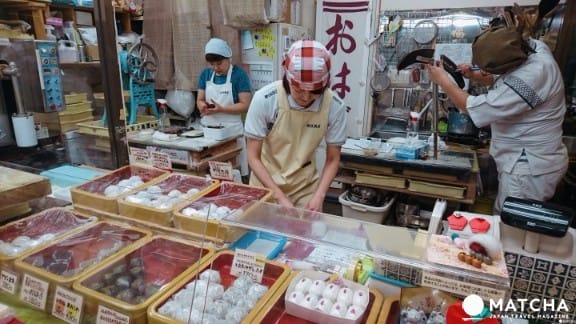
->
[283, 40, 331, 91]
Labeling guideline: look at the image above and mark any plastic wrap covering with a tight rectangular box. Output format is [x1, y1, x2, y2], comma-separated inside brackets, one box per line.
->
[118, 174, 219, 226]
[73, 236, 213, 323]
[71, 165, 169, 215]
[16, 222, 150, 279]
[120, 174, 218, 209]
[148, 250, 290, 324]
[173, 182, 273, 242]
[73, 165, 167, 196]
[0, 208, 96, 262]
[178, 182, 272, 221]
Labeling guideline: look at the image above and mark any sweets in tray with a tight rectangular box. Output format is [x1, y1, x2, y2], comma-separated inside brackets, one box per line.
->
[173, 182, 273, 241]
[72, 236, 214, 324]
[148, 250, 290, 324]
[71, 165, 169, 214]
[0, 208, 96, 269]
[117, 173, 219, 226]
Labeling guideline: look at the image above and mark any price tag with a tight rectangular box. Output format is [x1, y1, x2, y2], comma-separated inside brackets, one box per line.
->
[96, 305, 130, 324]
[421, 271, 507, 301]
[52, 286, 83, 324]
[0, 270, 18, 295]
[129, 147, 151, 166]
[151, 151, 172, 170]
[230, 249, 265, 283]
[209, 161, 234, 181]
[19, 273, 49, 310]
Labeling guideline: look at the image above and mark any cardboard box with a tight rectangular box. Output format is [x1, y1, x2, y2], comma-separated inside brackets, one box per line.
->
[85, 44, 99, 61]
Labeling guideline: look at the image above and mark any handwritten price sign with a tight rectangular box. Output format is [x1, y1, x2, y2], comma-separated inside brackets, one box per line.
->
[230, 249, 265, 283]
[52, 286, 83, 324]
[0, 270, 18, 294]
[96, 305, 130, 324]
[208, 161, 234, 181]
[19, 273, 49, 310]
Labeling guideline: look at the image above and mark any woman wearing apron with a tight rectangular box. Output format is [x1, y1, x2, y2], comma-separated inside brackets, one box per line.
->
[244, 40, 347, 211]
[197, 38, 252, 177]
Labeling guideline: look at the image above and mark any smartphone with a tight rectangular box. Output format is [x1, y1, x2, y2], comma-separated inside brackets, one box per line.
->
[207, 103, 215, 109]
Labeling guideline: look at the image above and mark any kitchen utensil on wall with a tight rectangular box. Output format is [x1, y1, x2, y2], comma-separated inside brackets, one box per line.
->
[370, 53, 390, 94]
[413, 19, 439, 45]
[385, 15, 402, 48]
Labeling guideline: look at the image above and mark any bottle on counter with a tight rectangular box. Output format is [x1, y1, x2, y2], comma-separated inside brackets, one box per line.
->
[406, 111, 420, 145]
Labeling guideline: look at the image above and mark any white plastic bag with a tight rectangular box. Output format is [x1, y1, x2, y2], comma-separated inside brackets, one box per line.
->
[165, 89, 195, 118]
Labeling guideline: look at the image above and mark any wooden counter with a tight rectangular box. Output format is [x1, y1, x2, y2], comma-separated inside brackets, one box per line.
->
[338, 144, 479, 205]
[127, 134, 241, 174]
[0, 166, 51, 219]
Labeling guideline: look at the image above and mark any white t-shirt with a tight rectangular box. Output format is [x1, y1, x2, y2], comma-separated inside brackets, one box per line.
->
[466, 39, 567, 176]
[244, 81, 348, 146]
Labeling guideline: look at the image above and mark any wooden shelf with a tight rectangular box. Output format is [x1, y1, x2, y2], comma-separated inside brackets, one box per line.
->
[335, 173, 477, 205]
[0, 1, 134, 39]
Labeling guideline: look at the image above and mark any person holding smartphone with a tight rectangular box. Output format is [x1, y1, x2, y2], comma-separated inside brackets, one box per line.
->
[197, 38, 252, 177]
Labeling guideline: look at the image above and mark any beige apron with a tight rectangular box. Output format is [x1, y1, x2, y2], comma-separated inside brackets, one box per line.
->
[201, 66, 248, 175]
[250, 81, 331, 207]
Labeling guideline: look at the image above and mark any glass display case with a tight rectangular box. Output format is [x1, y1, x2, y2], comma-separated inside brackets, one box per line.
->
[222, 201, 511, 302]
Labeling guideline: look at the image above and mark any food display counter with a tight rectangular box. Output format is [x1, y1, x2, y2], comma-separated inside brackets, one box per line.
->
[127, 132, 242, 174]
[221, 201, 510, 302]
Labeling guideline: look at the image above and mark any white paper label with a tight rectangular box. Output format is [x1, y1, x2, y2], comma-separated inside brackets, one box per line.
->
[0, 270, 18, 294]
[151, 151, 172, 170]
[96, 305, 130, 324]
[421, 271, 507, 301]
[52, 286, 83, 324]
[209, 161, 234, 181]
[19, 273, 49, 310]
[129, 147, 151, 166]
[230, 249, 265, 283]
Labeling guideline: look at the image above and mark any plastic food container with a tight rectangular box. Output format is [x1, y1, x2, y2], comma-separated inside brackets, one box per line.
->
[283, 270, 378, 324]
[173, 182, 273, 242]
[13, 221, 151, 312]
[249, 271, 383, 324]
[230, 230, 287, 260]
[70, 165, 169, 215]
[339, 191, 396, 224]
[0, 207, 97, 271]
[117, 174, 219, 227]
[72, 235, 214, 324]
[147, 250, 291, 324]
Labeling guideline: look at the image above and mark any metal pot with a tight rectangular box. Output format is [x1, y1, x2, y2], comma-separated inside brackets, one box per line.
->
[447, 107, 479, 137]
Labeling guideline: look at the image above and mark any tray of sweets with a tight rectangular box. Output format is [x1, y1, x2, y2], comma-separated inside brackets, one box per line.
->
[173, 182, 273, 241]
[70, 165, 169, 214]
[147, 250, 290, 324]
[13, 221, 151, 311]
[118, 173, 219, 227]
[0, 208, 96, 270]
[73, 235, 214, 324]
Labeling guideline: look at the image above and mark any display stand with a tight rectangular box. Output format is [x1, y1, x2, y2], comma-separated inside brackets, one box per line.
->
[221, 201, 510, 302]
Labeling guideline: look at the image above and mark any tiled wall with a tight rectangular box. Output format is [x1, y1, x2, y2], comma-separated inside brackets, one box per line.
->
[505, 251, 576, 322]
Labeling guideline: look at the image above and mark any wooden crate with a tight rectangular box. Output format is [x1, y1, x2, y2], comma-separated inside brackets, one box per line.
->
[77, 115, 158, 138]
[64, 92, 88, 105]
